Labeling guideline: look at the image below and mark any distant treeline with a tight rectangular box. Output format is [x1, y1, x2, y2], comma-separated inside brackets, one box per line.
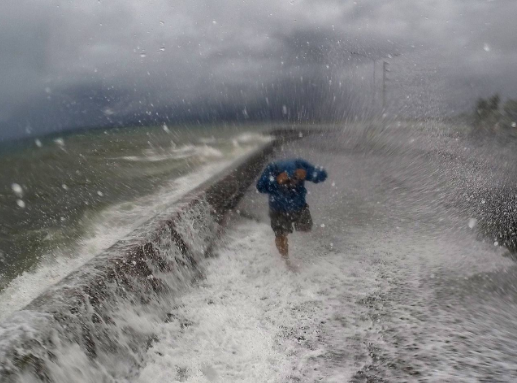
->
[474, 94, 517, 131]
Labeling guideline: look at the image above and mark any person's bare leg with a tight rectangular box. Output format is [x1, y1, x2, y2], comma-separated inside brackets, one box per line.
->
[275, 235, 288, 258]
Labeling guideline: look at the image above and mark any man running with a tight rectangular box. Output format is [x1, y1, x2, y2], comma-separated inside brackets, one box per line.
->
[256, 158, 327, 259]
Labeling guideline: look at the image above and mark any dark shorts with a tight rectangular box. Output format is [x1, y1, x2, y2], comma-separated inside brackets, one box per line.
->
[269, 205, 313, 236]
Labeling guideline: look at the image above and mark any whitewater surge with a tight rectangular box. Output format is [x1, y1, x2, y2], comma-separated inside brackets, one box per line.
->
[136, 219, 361, 382]
[137, 214, 516, 382]
[0, 197, 218, 383]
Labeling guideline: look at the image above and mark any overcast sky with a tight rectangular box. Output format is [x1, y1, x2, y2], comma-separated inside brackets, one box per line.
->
[1, 0, 516, 140]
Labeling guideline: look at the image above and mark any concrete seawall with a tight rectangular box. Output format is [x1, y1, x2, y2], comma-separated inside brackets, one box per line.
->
[0, 129, 306, 382]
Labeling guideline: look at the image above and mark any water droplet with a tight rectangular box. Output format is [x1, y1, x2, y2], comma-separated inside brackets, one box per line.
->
[320, 223, 326, 228]
[162, 124, 170, 133]
[54, 138, 65, 147]
[159, 21, 165, 25]
[212, 20, 217, 25]
[140, 52, 147, 58]
[159, 47, 165, 52]
[62, 184, 69, 190]
[11, 183, 23, 198]
[468, 218, 477, 229]
[483, 43, 491, 52]
[97, 191, 104, 196]
[35, 139, 42, 148]
[16, 199, 26, 208]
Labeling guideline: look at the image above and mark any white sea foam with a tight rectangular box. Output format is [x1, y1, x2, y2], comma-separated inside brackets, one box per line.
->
[234, 132, 272, 144]
[198, 136, 218, 144]
[120, 144, 224, 162]
[121, 133, 271, 163]
[137, 219, 363, 382]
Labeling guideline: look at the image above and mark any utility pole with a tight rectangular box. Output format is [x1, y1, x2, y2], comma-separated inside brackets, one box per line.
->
[350, 51, 376, 112]
[350, 52, 398, 114]
[382, 61, 388, 111]
[372, 59, 376, 114]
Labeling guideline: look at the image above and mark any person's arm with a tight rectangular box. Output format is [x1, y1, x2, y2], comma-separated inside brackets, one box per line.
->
[296, 159, 327, 183]
[256, 163, 279, 193]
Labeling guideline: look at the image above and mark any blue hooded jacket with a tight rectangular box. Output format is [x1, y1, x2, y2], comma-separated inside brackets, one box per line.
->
[256, 158, 327, 212]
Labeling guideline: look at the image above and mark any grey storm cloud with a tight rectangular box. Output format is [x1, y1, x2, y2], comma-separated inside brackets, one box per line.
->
[1, 0, 516, 140]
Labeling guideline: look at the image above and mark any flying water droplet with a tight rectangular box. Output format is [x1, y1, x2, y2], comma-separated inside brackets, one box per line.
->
[16, 200, 26, 208]
[35, 139, 42, 147]
[483, 43, 491, 52]
[11, 184, 23, 198]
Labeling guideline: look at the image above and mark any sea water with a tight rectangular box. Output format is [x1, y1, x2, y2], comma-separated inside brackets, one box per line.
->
[0, 124, 271, 321]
